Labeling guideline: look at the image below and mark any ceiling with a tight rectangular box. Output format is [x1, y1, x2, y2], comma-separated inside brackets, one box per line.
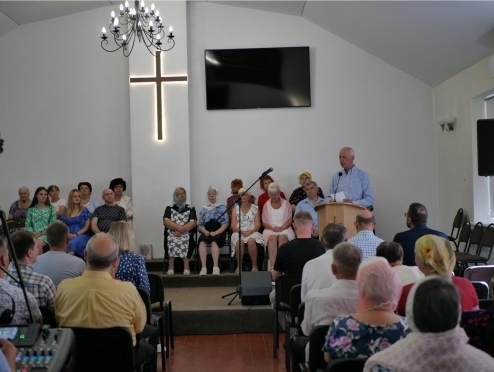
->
[1, 1, 494, 87]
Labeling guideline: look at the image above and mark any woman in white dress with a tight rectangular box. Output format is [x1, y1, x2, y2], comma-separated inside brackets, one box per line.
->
[48, 185, 67, 219]
[110, 178, 134, 221]
[262, 182, 295, 270]
[230, 188, 265, 273]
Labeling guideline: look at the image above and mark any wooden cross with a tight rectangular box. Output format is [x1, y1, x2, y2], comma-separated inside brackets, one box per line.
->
[129, 51, 187, 140]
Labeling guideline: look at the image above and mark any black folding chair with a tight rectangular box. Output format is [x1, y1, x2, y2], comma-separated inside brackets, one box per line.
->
[326, 357, 367, 372]
[297, 302, 306, 337]
[449, 208, 464, 244]
[307, 324, 330, 372]
[273, 274, 302, 358]
[454, 221, 471, 252]
[456, 222, 483, 274]
[148, 273, 174, 357]
[464, 265, 494, 298]
[285, 284, 302, 371]
[479, 299, 494, 310]
[137, 287, 165, 371]
[472, 281, 490, 300]
[70, 327, 143, 372]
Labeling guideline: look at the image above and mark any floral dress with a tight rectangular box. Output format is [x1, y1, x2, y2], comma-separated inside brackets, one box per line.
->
[230, 204, 265, 257]
[288, 186, 325, 207]
[163, 204, 197, 259]
[323, 314, 410, 360]
[25, 205, 57, 243]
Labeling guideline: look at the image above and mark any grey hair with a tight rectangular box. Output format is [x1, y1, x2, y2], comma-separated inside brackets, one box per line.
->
[86, 233, 119, 269]
[18, 186, 29, 193]
[321, 223, 347, 249]
[207, 186, 218, 195]
[305, 181, 318, 188]
[267, 182, 280, 194]
[342, 147, 355, 156]
[332, 242, 362, 277]
[238, 187, 250, 196]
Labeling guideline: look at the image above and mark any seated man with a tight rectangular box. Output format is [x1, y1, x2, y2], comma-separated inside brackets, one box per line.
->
[301, 223, 347, 301]
[347, 210, 384, 259]
[9, 231, 56, 308]
[55, 233, 156, 371]
[270, 211, 325, 303]
[293, 242, 362, 366]
[0, 237, 42, 324]
[33, 222, 86, 286]
[91, 188, 126, 233]
[294, 181, 326, 238]
[393, 202, 448, 266]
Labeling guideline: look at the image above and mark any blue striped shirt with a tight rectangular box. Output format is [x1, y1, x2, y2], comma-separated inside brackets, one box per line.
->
[328, 166, 374, 207]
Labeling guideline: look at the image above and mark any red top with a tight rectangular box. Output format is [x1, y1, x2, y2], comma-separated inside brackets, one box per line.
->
[396, 276, 479, 316]
[258, 191, 286, 222]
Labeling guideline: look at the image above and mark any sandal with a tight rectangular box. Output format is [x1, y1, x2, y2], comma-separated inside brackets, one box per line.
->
[251, 268, 259, 272]
[167, 270, 174, 276]
[183, 269, 190, 276]
[235, 268, 239, 274]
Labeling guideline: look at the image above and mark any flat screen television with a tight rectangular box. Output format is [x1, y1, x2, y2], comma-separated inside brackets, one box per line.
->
[205, 46, 311, 110]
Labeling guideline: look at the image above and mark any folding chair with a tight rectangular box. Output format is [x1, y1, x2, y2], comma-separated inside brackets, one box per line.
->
[285, 284, 301, 371]
[273, 274, 302, 358]
[454, 221, 471, 252]
[464, 265, 494, 297]
[448, 208, 464, 245]
[148, 273, 174, 357]
[471, 281, 490, 300]
[455, 222, 483, 274]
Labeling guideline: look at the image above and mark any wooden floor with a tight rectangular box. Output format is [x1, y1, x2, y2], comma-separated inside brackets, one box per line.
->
[159, 333, 287, 371]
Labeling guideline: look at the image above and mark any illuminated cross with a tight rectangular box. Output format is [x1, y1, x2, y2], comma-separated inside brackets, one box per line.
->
[129, 51, 187, 140]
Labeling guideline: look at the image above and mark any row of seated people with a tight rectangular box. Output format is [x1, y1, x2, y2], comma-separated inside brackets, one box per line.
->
[268, 211, 493, 370]
[0, 221, 156, 371]
[6, 179, 134, 255]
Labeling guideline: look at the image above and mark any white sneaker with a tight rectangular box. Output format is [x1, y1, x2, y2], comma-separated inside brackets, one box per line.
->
[212, 267, 220, 276]
[167, 270, 174, 276]
[199, 268, 207, 276]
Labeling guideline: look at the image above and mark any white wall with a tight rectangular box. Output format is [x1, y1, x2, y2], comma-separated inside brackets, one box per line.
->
[433, 55, 494, 232]
[188, 2, 438, 241]
[0, 6, 131, 210]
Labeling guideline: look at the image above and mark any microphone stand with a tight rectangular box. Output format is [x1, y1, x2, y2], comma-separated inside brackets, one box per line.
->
[221, 171, 268, 306]
[0, 210, 36, 323]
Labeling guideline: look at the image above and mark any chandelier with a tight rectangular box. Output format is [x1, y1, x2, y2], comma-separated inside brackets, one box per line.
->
[100, 0, 175, 57]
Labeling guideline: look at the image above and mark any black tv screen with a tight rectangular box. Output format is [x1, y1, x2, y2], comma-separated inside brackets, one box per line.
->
[477, 119, 494, 176]
[205, 46, 311, 110]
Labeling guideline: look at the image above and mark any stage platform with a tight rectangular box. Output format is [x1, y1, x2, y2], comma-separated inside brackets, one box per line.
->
[149, 271, 275, 336]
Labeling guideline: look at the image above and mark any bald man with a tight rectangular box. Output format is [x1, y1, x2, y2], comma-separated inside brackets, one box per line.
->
[91, 188, 126, 233]
[55, 233, 156, 370]
[328, 147, 374, 209]
[347, 210, 384, 259]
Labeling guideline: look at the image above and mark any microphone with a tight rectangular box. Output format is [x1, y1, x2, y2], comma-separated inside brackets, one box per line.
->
[333, 172, 342, 201]
[261, 167, 273, 177]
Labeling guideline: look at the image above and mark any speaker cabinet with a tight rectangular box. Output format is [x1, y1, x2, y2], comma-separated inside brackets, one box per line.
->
[477, 119, 494, 176]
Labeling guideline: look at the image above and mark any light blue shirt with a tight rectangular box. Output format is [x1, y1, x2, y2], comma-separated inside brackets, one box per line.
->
[328, 166, 374, 207]
[295, 196, 326, 229]
[348, 230, 384, 259]
[83, 197, 100, 214]
[0, 350, 10, 372]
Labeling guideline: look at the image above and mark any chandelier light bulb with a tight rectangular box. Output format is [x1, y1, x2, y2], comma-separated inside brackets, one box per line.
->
[125, 1, 129, 9]
[145, 7, 149, 14]
[149, 21, 154, 29]
[151, 4, 155, 11]
[102, 27, 106, 35]
[123, 34, 127, 42]
[155, 10, 160, 17]
[111, 11, 115, 19]
[169, 26, 173, 33]
[141, 0, 145, 9]
[114, 18, 119, 27]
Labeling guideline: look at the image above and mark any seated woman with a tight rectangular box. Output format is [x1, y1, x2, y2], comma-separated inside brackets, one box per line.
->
[226, 179, 256, 220]
[197, 187, 229, 276]
[257, 175, 286, 220]
[110, 178, 134, 221]
[61, 189, 91, 257]
[48, 185, 67, 219]
[109, 221, 150, 293]
[163, 187, 197, 276]
[289, 171, 324, 212]
[396, 234, 478, 315]
[25, 187, 57, 253]
[8, 186, 31, 226]
[323, 257, 409, 364]
[231, 188, 265, 273]
[376, 241, 424, 286]
[78, 182, 99, 214]
[262, 182, 295, 269]
[364, 276, 494, 372]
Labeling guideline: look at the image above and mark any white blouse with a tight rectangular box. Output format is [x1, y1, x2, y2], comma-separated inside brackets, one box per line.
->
[115, 195, 134, 219]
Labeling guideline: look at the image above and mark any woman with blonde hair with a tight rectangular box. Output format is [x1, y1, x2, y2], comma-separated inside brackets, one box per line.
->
[109, 221, 150, 293]
[61, 189, 91, 257]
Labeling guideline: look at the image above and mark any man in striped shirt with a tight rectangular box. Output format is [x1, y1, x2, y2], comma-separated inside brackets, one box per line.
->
[91, 188, 126, 233]
[347, 210, 384, 259]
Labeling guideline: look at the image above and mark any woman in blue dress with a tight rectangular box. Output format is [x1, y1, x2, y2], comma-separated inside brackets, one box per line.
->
[61, 189, 91, 257]
[197, 187, 229, 276]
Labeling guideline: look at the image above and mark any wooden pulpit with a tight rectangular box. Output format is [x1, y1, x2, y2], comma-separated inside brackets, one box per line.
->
[315, 202, 366, 239]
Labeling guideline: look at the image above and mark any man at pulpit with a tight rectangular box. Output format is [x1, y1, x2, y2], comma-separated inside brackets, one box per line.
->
[328, 147, 374, 210]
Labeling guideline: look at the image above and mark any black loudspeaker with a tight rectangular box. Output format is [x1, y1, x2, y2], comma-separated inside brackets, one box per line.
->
[239, 271, 272, 306]
[477, 119, 494, 176]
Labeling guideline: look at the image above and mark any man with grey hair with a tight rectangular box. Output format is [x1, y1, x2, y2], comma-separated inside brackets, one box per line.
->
[301, 223, 347, 301]
[295, 181, 326, 237]
[294, 242, 362, 366]
[348, 210, 384, 259]
[328, 147, 374, 209]
[55, 233, 156, 371]
[33, 222, 86, 286]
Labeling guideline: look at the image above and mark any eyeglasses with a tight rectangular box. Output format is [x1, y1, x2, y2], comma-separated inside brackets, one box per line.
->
[404, 212, 408, 217]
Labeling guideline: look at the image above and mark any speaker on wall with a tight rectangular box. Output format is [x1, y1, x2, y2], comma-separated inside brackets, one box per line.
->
[477, 119, 494, 176]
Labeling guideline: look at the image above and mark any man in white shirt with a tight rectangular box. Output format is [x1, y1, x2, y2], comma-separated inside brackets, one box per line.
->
[293, 242, 362, 366]
[301, 223, 347, 301]
[347, 210, 384, 259]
